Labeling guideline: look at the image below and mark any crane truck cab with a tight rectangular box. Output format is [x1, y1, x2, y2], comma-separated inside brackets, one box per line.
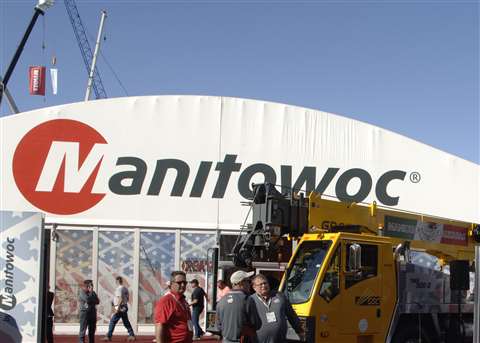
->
[283, 230, 473, 343]
[230, 183, 478, 343]
[283, 231, 396, 342]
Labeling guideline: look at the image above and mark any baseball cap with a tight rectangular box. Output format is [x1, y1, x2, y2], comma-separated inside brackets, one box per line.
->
[230, 270, 255, 285]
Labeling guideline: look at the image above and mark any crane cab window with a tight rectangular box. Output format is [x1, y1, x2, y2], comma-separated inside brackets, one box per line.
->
[319, 246, 341, 302]
[283, 240, 333, 304]
[345, 243, 378, 289]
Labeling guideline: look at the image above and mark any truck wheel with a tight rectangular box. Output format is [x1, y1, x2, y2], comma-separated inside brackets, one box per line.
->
[392, 326, 432, 343]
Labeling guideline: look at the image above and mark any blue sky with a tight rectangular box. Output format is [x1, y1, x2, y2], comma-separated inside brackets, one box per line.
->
[1, 1, 478, 163]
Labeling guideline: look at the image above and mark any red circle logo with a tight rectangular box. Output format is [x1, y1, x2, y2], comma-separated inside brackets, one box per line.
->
[13, 119, 107, 215]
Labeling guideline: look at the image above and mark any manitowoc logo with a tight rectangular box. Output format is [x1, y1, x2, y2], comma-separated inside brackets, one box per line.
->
[13, 119, 409, 215]
[13, 119, 107, 214]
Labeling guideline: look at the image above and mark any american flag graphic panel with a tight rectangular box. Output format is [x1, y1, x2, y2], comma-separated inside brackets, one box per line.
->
[54, 229, 93, 323]
[180, 233, 216, 327]
[138, 231, 175, 323]
[97, 231, 134, 324]
[1, 211, 43, 342]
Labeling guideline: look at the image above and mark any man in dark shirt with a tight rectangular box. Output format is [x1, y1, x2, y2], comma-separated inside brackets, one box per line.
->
[216, 270, 262, 343]
[251, 274, 303, 343]
[78, 280, 100, 343]
[189, 279, 208, 340]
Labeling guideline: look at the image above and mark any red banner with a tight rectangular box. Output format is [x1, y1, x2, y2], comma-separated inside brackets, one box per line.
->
[181, 260, 212, 272]
[441, 225, 468, 246]
[29, 66, 46, 96]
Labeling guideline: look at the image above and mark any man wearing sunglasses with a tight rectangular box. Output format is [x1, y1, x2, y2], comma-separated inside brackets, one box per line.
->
[251, 274, 303, 343]
[154, 271, 193, 343]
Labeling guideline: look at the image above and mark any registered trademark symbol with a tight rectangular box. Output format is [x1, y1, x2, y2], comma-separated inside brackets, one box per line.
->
[410, 172, 421, 183]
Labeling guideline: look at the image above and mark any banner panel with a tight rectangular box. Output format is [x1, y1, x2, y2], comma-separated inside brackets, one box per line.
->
[384, 216, 417, 240]
[28, 66, 46, 96]
[0, 96, 478, 228]
[0, 211, 43, 343]
[441, 225, 468, 246]
[49, 68, 58, 95]
[414, 222, 444, 243]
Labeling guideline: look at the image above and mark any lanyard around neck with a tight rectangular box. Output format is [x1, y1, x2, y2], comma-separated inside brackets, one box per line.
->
[168, 292, 189, 313]
[256, 294, 271, 309]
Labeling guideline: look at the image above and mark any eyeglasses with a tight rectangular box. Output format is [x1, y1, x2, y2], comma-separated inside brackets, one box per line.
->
[173, 281, 187, 285]
[254, 282, 268, 287]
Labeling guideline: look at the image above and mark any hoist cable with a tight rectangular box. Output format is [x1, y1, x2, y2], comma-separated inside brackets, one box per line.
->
[42, 15, 46, 102]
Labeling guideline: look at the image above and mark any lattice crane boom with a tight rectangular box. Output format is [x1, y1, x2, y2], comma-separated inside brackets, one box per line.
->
[63, 0, 107, 99]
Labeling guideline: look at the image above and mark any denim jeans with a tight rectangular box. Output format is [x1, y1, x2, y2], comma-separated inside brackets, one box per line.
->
[191, 306, 204, 338]
[106, 307, 134, 338]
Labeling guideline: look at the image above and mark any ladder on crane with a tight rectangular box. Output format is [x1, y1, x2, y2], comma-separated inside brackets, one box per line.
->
[63, 0, 107, 100]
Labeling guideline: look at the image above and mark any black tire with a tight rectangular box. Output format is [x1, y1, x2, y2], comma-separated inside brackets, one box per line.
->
[392, 325, 432, 343]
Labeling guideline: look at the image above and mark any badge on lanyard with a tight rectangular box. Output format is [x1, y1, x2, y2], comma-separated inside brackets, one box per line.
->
[266, 311, 277, 323]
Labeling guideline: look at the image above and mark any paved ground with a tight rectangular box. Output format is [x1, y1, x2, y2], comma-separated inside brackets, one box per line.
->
[55, 335, 221, 342]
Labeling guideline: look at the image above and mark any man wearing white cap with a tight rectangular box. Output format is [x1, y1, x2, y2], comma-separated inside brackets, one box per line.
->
[216, 271, 262, 343]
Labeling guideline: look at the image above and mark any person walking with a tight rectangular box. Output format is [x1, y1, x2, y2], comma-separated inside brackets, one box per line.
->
[189, 279, 208, 340]
[154, 271, 193, 343]
[103, 276, 136, 341]
[78, 280, 99, 343]
[251, 274, 304, 343]
[216, 271, 262, 343]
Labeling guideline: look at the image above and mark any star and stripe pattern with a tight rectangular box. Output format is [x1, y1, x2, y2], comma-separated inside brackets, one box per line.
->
[0, 211, 42, 342]
[54, 230, 93, 323]
[52, 229, 219, 328]
[180, 233, 216, 287]
[138, 232, 175, 323]
[180, 233, 216, 326]
[97, 231, 134, 323]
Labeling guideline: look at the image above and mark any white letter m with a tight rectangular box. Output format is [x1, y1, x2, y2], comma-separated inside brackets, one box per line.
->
[36, 141, 107, 193]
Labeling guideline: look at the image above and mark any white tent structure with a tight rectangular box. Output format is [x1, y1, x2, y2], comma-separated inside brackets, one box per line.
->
[1, 95, 478, 333]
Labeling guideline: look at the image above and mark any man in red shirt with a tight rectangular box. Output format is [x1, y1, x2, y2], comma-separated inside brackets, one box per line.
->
[155, 271, 193, 343]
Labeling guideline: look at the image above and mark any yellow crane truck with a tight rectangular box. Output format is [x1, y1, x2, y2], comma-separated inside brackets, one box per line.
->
[228, 183, 479, 343]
